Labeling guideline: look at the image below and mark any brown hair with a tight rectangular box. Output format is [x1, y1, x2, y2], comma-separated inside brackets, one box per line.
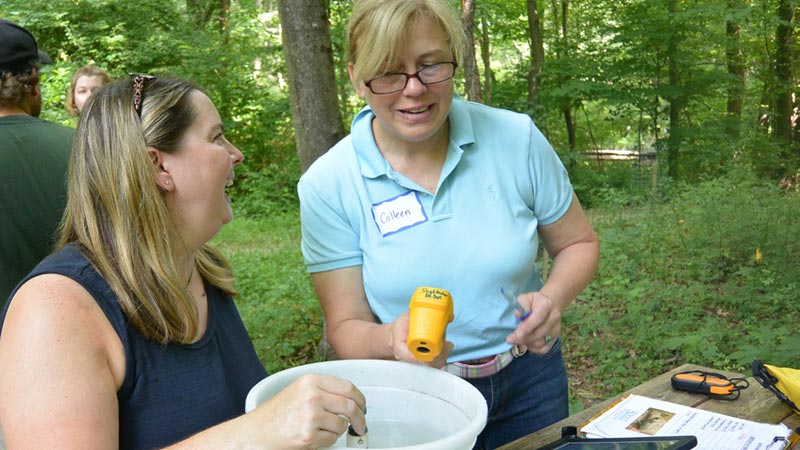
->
[65, 64, 112, 116]
[0, 65, 40, 109]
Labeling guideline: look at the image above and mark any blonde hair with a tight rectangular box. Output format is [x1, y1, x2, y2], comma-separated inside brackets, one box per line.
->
[347, 0, 466, 85]
[65, 64, 112, 116]
[58, 77, 237, 344]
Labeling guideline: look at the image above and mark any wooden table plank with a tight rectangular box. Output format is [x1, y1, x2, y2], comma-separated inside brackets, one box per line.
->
[695, 376, 793, 424]
[786, 414, 800, 432]
[498, 363, 797, 449]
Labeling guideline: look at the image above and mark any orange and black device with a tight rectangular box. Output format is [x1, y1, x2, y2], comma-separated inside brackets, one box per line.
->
[671, 370, 749, 399]
[407, 287, 454, 362]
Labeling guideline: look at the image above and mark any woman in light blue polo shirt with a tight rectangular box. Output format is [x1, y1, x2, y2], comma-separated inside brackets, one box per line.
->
[298, 0, 599, 448]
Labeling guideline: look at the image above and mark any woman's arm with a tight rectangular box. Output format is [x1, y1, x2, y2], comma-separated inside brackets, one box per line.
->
[310, 266, 451, 366]
[0, 275, 367, 450]
[537, 193, 600, 311]
[506, 193, 599, 352]
[0, 274, 125, 449]
[310, 266, 398, 360]
[164, 373, 366, 450]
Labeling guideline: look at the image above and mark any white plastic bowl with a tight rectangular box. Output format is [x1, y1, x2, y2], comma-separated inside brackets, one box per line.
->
[245, 359, 487, 449]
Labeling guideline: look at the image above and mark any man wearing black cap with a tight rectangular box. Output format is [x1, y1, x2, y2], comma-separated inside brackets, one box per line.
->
[0, 19, 74, 308]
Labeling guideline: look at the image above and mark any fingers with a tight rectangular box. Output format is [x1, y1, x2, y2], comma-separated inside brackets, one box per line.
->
[507, 328, 558, 354]
[505, 292, 561, 353]
[315, 374, 366, 411]
[394, 311, 454, 367]
[389, 312, 423, 363]
[313, 413, 350, 444]
[426, 340, 454, 369]
[314, 375, 367, 435]
[258, 373, 366, 447]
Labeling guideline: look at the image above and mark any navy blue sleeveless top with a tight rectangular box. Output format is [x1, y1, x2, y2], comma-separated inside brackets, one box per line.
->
[0, 244, 268, 450]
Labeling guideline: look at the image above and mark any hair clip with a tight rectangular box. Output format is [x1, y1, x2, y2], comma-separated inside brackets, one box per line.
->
[129, 73, 155, 116]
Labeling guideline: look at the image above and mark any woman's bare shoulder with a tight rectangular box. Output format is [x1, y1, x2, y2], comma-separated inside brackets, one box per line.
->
[0, 273, 125, 448]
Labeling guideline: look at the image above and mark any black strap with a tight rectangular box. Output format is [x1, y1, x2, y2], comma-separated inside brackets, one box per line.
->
[753, 360, 800, 413]
[671, 369, 749, 400]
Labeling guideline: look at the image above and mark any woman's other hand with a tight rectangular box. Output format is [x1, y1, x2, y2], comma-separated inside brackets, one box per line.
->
[245, 374, 367, 449]
[389, 311, 453, 368]
[504, 291, 561, 354]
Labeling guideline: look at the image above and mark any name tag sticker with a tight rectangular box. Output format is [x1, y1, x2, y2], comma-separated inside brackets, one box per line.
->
[372, 191, 428, 237]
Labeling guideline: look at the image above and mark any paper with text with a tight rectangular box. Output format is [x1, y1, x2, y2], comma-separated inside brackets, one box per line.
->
[581, 394, 792, 450]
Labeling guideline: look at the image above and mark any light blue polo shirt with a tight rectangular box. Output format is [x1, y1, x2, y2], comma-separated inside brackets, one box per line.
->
[298, 96, 573, 362]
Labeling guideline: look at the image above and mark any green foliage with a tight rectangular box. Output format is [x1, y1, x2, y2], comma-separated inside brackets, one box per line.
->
[2, 0, 298, 189]
[4, 0, 798, 406]
[210, 169, 800, 409]
[232, 160, 301, 218]
[565, 173, 800, 404]
[6, 0, 799, 196]
[212, 214, 323, 374]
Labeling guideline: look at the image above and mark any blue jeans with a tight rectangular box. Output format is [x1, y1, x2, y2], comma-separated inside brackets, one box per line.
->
[466, 339, 569, 450]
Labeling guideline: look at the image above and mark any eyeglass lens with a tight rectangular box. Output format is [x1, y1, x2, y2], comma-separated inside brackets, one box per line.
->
[366, 62, 456, 95]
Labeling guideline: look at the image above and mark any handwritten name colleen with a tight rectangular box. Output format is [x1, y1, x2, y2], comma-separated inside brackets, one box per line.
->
[379, 208, 412, 224]
[371, 190, 427, 236]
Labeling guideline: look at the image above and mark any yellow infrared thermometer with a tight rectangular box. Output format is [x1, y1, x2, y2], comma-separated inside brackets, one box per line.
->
[407, 287, 454, 362]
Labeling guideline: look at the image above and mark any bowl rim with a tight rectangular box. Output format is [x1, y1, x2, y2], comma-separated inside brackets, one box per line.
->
[245, 359, 488, 449]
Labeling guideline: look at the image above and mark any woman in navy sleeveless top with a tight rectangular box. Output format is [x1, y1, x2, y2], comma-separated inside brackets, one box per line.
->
[0, 76, 366, 449]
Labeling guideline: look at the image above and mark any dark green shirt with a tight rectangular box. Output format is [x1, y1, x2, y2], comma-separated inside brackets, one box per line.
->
[0, 115, 73, 306]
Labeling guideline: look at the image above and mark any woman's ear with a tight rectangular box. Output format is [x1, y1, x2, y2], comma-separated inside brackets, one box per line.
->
[147, 146, 174, 191]
[348, 62, 367, 99]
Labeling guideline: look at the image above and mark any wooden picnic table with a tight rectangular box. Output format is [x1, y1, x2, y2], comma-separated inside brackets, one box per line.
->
[499, 363, 800, 449]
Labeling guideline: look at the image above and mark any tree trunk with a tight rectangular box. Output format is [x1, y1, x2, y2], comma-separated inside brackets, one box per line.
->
[774, 0, 793, 148]
[526, 0, 545, 109]
[667, 0, 681, 180]
[560, 1, 575, 151]
[216, 0, 230, 32]
[564, 108, 575, 151]
[725, 0, 745, 138]
[277, 0, 345, 171]
[186, 0, 230, 31]
[793, 10, 800, 167]
[479, 15, 492, 105]
[460, 0, 482, 103]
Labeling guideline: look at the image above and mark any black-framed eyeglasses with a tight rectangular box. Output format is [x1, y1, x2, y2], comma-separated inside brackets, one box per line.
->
[129, 73, 155, 116]
[364, 62, 457, 95]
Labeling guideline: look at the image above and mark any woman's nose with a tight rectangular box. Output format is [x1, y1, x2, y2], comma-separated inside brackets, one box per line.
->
[229, 144, 244, 164]
[403, 75, 427, 95]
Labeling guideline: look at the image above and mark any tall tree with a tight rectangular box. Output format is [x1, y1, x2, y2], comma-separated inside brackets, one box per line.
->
[667, 0, 682, 179]
[479, 15, 493, 105]
[186, 0, 231, 32]
[726, 0, 746, 138]
[526, 0, 545, 110]
[277, 0, 345, 171]
[556, 0, 576, 151]
[461, 0, 483, 102]
[773, 0, 794, 149]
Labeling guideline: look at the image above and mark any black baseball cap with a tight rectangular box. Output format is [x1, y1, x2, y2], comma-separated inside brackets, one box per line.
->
[0, 19, 53, 74]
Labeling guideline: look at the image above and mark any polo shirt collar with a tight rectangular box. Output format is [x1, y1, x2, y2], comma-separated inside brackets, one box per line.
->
[351, 106, 385, 179]
[351, 94, 476, 180]
[448, 94, 476, 149]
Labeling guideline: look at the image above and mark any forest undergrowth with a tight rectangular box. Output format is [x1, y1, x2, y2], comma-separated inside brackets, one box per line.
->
[215, 170, 800, 413]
